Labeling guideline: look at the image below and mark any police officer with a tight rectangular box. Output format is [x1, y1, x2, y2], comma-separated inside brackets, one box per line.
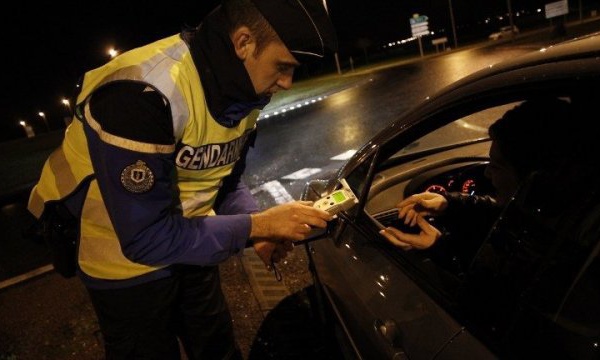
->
[27, 0, 337, 358]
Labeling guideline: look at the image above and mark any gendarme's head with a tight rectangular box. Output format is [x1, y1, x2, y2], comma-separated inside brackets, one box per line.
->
[223, 0, 338, 97]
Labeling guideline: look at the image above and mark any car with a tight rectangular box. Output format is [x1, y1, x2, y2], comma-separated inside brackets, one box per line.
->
[300, 33, 600, 359]
[488, 25, 519, 40]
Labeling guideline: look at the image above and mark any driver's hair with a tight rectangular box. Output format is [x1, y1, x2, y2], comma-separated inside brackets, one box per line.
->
[488, 97, 573, 180]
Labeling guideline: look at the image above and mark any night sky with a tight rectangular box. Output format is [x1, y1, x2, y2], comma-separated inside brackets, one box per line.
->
[0, 0, 574, 140]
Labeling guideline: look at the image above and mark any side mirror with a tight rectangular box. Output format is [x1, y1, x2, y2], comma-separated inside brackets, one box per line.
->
[300, 179, 331, 202]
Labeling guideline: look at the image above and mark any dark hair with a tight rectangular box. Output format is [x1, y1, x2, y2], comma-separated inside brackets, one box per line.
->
[222, 0, 279, 56]
[488, 97, 573, 179]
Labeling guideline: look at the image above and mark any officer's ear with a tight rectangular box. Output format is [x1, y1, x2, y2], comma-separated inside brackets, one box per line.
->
[232, 26, 255, 60]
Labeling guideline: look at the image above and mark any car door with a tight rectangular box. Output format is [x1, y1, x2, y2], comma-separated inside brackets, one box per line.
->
[310, 209, 473, 359]
[442, 170, 600, 359]
[309, 147, 497, 359]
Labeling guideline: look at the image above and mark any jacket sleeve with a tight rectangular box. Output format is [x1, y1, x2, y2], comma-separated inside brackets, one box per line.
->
[83, 82, 251, 267]
[213, 130, 260, 216]
[428, 191, 502, 270]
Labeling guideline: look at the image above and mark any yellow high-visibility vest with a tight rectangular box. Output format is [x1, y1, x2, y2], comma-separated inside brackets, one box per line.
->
[28, 34, 258, 280]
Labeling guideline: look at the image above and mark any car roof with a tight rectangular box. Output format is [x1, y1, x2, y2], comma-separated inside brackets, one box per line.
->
[337, 32, 600, 182]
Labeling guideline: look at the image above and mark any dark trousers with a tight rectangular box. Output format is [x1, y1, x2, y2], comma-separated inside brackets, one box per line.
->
[86, 265, 242, 360]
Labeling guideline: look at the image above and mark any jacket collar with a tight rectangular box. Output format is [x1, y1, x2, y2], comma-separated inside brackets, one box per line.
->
[185, 9, 269, 128]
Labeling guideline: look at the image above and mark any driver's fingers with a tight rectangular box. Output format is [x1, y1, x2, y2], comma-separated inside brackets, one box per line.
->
[404, 209, 419, 226]
[396, 196, 418, 209]
[416, 215, 442, 238]
[381, 220, 440, 249]
[398, 203, 414, 219]
[379, 229, 413, 250]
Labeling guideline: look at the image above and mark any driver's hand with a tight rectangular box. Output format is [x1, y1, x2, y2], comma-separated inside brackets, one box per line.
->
[379, 214, 442, 250]
[397, 192, 448, 226]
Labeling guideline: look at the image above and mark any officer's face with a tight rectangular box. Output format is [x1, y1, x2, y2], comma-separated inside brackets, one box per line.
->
[242, 39, 300, 98]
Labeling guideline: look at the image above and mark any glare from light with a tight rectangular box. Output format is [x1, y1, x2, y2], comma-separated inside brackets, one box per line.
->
[257, 95, 328, 120]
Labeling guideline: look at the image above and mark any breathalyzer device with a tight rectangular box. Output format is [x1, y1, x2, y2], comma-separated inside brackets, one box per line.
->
[313, 178, 358, 216]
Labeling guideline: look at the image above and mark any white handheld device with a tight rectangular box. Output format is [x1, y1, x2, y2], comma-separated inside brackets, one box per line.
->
[313, 178, 358, 216]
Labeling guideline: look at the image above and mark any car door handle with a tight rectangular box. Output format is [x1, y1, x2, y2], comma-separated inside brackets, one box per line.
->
[374, 318, 402, 346]
[374, 318, 409, 359]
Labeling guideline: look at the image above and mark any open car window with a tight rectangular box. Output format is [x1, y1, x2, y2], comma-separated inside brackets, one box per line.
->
[364, 101, 525, 218]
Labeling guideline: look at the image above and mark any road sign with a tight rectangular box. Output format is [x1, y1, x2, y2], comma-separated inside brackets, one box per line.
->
[545, 0, 569, 19]
[410, 14, 429, 37]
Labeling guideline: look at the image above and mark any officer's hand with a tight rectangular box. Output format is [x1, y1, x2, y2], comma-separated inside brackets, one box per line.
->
[250, 201, 333, 242]
[253, 239, 294, 269]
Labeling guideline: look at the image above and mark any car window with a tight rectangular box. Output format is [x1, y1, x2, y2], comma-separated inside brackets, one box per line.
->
[365, 102, 520, 217]
[365, 103, 523, 299]
[391, 102, 517, 160]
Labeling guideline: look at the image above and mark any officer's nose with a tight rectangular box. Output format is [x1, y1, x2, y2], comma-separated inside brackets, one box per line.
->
[277, 73, 293, 90]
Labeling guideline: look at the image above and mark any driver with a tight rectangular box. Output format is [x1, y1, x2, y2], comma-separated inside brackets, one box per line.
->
[379, 97, 574, 261]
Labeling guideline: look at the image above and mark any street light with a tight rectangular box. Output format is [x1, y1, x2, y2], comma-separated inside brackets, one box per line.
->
[108, 47, 118, 58]
[19, 120, 35, 138]
[61, 98, 71, 111]
[61, 98, 73, 126]
[38, 111, 50, 132]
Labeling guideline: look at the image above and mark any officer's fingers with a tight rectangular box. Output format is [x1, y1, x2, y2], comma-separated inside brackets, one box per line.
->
[290, 205, 332, 229]
[283, 241, 294, 252]
[271, 251, 282, 263]
[253, 240, 276, 268]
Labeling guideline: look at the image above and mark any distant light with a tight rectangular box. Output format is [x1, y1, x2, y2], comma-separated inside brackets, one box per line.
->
[108, 48, 118, 58]
[19, 120, 26, 127]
